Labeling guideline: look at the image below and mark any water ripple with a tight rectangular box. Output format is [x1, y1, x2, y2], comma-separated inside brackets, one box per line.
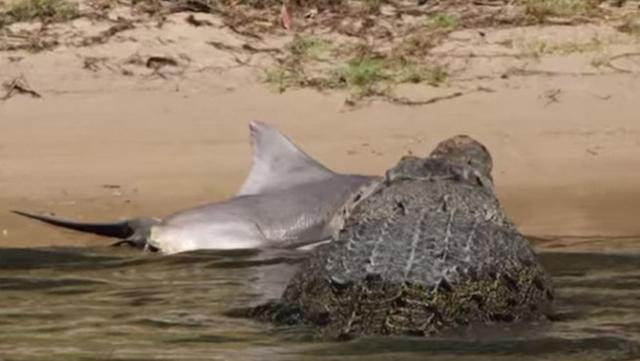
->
[0, 246, 638, 361]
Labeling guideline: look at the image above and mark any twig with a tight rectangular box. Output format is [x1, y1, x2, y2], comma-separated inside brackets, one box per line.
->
[185, 14, 213, 27]
[77, 19, 134, 47]
[606, 52, 640, 74]
[386, 91, 464, 106]
[1, 76, 41, 101]
[542, 88, 561, 107]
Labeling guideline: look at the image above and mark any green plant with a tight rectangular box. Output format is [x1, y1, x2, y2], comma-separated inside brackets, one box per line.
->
[289, 35, 329, 59]
[521, 0, 594, 22]
[396, 63, 448, 86]
[522, 36, 604, 60]
[426, 13, 459, 30]
[618, 13, 640, 36]
[362, 0, 381, 13]
[6, 0, 79, 22]
[264, 67, 298, 92]
[590, 53, 610, 68]
[338, 57, 386, 90]
[423, 65, 448, 86]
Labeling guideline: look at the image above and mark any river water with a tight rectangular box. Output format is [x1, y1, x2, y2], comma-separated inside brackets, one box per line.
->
[0, 243, 639, 361]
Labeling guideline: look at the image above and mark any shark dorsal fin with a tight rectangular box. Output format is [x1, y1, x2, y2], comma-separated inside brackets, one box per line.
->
[237, 121, 335, 196]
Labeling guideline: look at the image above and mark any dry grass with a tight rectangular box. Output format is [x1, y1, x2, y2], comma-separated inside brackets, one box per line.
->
[522, 36, 605, 59]
[425, 12, 460, 31]
[2, 0, 79, 24]
[617, 12, 640, 36]
[521, 0, 598, 22]
[263, 34, 451, 102]
[7, 0, 78, 21]
[522, 0, 598, 23]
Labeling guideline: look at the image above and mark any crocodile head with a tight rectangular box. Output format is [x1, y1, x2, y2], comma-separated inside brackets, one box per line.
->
[385, 135, 494, 190]
[429, 134, 493, 181]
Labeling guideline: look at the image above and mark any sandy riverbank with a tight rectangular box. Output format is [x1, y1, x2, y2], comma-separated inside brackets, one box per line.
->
[2, 1, 640, 251]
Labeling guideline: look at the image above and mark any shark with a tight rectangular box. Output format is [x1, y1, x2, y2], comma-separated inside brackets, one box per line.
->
[12, 121, 378, 255]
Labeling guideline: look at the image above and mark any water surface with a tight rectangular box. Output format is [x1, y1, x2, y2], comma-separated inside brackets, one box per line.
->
[0, 243, 639, 361]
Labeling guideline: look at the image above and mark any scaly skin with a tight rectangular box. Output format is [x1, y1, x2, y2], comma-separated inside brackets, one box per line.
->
[247, 135, 554, 340]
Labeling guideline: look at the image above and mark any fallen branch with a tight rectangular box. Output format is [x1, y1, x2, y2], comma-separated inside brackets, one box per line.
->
[185, 14, 213, 27]
[386, 91, 464, 106]
[77, 19, 134, 47]
[1, 76, 41, 101]
[606, 52, 640, 74]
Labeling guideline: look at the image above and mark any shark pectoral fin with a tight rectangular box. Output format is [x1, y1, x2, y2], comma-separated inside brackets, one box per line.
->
[111, 218, 161, 250]
[236, 121, 335, 196]
[291, 237, 333, 251]
[11, 210, 159, 247]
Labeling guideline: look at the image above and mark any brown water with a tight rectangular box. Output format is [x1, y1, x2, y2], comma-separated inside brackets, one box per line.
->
[0, 244, 639, 361]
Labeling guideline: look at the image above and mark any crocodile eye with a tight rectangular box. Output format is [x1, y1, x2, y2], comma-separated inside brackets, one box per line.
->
[329, 276, 349, 293]
[364, 273, 382, 283]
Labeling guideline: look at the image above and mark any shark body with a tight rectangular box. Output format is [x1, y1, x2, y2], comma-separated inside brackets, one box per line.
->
[13, 121, 378, 254]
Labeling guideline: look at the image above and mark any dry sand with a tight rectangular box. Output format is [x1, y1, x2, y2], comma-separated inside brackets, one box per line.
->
[1, 5, 640, 252]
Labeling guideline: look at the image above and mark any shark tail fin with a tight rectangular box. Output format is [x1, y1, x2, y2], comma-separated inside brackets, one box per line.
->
[11, 210, 159, 249]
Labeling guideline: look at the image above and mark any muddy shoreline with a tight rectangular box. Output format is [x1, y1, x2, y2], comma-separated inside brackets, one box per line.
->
[3, 82, 640, 251]
[2, 0, 640, 251]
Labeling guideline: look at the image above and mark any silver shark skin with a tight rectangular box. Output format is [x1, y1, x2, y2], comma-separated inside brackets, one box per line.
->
[12, 121, 378, 255]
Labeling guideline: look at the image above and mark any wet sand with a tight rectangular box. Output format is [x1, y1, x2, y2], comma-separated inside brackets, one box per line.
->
[3, 76, 640, 250]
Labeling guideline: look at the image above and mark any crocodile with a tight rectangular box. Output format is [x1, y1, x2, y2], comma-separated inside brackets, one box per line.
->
[244, 135, 554, 339]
